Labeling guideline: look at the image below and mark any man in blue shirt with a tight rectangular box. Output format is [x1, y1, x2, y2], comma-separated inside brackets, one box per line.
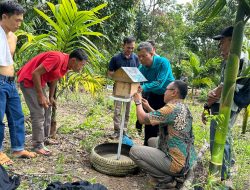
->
[137, 42, 175, 145]
[108, 36, 140, 138]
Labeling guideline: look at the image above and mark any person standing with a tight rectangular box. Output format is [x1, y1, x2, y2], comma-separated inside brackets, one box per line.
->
[137, 42, 175, 145]
[202, 26, 250, 180]
[0, 1, 37, 165]
[135, 40, 160, 135]
[17, 49, 88, 156]
[108, 36, 140, 138]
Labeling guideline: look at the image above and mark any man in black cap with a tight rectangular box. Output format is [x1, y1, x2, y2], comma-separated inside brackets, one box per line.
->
[202, 26, 250, 180]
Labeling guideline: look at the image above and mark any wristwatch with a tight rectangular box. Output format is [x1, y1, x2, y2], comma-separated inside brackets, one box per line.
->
[135, 100, 141, 106]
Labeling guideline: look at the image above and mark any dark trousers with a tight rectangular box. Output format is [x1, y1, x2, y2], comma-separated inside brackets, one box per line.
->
[142, 93, 165, 146]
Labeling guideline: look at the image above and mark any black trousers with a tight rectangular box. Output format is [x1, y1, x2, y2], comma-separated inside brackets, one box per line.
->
[139, 92, 165, 146]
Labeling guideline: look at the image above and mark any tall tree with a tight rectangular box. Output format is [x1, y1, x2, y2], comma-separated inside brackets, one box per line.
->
[77, 0, 139, 54]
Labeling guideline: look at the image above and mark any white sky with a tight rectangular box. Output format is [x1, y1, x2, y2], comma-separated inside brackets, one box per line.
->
[144, 0, 192, 6]
[176, 0, 192, 4]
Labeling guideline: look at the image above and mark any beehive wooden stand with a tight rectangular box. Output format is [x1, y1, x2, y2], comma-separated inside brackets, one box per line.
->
[112, 67, 147, 98]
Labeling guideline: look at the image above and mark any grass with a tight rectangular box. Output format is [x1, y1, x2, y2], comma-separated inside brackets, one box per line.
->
[13, 89, 250, 189]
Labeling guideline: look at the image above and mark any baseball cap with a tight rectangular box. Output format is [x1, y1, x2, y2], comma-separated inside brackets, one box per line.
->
[213, 26, 234, 40]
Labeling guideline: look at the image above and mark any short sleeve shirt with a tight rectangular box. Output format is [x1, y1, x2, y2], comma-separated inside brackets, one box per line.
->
[108, 52, 139, 71]
[149, 99, 197, 173]
[17, 51, 69, 88]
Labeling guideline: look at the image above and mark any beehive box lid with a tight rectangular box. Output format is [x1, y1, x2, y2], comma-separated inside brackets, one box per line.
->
[112, 67, 147, 83]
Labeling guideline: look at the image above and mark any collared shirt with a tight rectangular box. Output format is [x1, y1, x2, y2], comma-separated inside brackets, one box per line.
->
[139, 56, 175, 95]
[149, 99, 197, 173]
[108, 52, 139, 72]
[17, 51, 69, 88]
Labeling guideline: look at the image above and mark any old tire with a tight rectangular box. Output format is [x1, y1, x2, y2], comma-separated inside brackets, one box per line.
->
[90, 143, 138, 176]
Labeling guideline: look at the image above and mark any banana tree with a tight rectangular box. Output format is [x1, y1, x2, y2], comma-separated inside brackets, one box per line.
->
[197, 0, 250, 179]
[17, 0, 110, 137]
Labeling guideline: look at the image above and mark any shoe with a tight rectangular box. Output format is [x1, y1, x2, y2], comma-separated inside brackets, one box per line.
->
[109, 132, 119, 139]
[155, 176, 176, 190]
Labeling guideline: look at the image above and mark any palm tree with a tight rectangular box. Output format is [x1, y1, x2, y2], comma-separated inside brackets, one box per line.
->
[181, 51, 220, 103]
[197, 0, 250, 179]
[17, 0, 110, 137]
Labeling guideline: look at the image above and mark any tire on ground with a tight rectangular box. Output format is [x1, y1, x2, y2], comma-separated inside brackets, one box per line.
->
[90, 143, 138, 176]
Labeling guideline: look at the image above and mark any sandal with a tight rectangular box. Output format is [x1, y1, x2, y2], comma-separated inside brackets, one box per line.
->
[0, 152, 14, 166]
[33, 146, 52, 156]
[12, 150, 37, 159]
[44, 138, 59, 145]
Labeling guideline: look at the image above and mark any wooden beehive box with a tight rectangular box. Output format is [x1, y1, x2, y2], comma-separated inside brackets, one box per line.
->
[112, 67, 147, 98]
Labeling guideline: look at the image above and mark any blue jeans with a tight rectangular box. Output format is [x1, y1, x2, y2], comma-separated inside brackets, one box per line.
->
[0, 75, 25, 151]
[210, 110, 237, 180]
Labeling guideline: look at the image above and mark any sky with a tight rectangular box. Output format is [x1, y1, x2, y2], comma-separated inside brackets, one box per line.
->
[176, 0, 192, 4]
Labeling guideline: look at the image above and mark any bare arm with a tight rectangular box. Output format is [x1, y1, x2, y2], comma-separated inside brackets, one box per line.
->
[48, 80, 57, 99]
[141, 98, 155, 112]
[48, 80, 58, 108]
[134, 93, 153, 125]
[32, 64, 49, 108]
[207, 84, 223, 106]
[136, 104, 151, 125]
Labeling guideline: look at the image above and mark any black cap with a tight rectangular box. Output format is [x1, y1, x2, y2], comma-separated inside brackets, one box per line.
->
[213, 26, 234, 40]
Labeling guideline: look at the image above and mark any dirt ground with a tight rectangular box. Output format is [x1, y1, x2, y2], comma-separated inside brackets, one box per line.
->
[3, 100, 154, 190]
[3, 95, 241, 190]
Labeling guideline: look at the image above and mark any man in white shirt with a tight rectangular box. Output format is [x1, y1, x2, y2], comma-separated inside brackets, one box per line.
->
[0, 1, 36, 165]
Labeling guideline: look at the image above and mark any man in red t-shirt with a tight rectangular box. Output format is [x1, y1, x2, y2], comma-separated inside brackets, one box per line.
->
[17, 49, 88, 156]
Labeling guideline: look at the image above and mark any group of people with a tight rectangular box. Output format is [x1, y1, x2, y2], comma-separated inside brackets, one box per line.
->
[0, 1, 88, 165]
[108, 37, 196, 187]
[0, 1, 249, 189]
[108, 27, 249, 187]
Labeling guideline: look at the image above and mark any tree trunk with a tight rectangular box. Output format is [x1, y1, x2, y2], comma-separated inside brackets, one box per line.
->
[209, 1, 246, 176]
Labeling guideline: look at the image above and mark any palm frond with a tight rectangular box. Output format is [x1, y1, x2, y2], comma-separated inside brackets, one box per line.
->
[196, 0, 227, 22]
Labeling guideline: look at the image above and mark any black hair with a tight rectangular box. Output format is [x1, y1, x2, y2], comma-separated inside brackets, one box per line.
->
[0, 1, 25, 20]
[147, 40, 156, 48]
[123, 36, 136, 44]
[173, 80, 188, 99]
[69, 49, 88, 61]
[137, 42, 153, 53]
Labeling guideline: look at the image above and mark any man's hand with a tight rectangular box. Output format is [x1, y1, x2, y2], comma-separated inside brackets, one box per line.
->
[133, 92, 142, 102]
[37, 94, 50, 108]
[141, 98, 151, 112]
[201, 109, 210, 125]
[137, 85, 143, 93]
[207, 85, 223, 106]
[49, 97, 57, 108]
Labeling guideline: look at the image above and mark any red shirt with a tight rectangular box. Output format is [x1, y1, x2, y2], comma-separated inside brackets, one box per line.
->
[17, 51, 69, 88]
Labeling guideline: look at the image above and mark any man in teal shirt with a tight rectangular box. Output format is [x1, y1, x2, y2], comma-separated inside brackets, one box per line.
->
[137, 42, 175, 145]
